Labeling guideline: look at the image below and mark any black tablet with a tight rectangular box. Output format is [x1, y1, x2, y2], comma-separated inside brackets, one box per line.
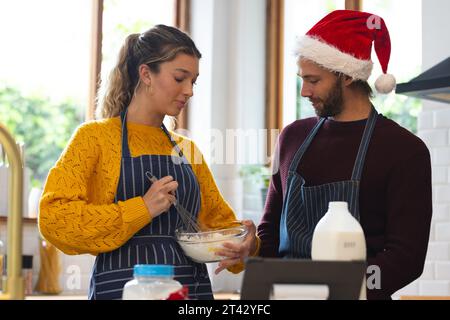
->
[240, 257, 366, 300]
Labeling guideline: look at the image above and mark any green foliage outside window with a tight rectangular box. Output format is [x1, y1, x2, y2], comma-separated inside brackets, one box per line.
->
[296, 77, 422, 134]
[239, 164, 271, 189]
[0, 86, 82, 187]
[372, 93, 421, 134]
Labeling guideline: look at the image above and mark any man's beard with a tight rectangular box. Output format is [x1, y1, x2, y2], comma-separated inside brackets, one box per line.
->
[310, 77, 344, 118]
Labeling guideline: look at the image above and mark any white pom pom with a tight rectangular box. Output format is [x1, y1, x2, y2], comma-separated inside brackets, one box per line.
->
[375, 73, 396, 94]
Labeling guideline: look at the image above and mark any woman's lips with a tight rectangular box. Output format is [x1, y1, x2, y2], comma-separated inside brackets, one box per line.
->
[175, 101, 186, 109]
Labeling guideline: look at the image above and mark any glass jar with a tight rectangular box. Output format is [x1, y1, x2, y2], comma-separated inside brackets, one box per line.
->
[0, 253, 33, 295]
[122, 265, 185, 300]
[23, 255, 33, 295]
[34, 237, 62, 294]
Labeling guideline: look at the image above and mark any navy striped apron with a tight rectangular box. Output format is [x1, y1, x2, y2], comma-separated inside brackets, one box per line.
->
[88, 110, 213, 300]
[279, 107, 378, 258]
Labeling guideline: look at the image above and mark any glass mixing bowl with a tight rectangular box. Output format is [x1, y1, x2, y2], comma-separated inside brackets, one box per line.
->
[175, 222, 248, 263]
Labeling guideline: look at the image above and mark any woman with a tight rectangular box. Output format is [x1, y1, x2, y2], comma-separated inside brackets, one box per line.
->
[39, 25, 259, 300]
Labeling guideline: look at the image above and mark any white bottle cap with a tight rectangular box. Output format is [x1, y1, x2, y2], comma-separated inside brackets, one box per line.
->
[328, 201, 348, 211]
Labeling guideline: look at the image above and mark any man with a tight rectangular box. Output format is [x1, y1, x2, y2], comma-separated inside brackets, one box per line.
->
[257, 10, 432, 300]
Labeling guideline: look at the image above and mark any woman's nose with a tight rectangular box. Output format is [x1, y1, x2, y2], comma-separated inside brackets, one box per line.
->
[183, 82, 194, 97]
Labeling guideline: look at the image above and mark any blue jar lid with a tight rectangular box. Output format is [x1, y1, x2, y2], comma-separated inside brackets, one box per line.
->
[133, 264, 174, 277]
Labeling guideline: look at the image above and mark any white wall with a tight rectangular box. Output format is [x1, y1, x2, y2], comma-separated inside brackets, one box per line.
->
[394, 0, 450, 297]
[189, 0, 266, 293]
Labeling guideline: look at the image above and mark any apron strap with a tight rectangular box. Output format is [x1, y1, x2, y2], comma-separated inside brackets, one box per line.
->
[120, 109, 187, 162]
[350, 106, 378, 181]
[288, 117, 326, 173]
[160, 123, 187, 162]
[120, 110, 132, 158]
[287, 107, 378, 181]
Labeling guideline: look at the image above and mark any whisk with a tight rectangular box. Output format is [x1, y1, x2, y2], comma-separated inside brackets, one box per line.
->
[145, 171, 201, 233]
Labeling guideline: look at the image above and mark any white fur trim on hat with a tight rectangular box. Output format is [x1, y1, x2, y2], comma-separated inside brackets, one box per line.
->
[375, 73, 396, 94]
[296, 36, 373, 81]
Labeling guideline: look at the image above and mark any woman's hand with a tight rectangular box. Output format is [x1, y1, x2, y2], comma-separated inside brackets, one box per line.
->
[142, 175, 178, 219]
[214, 220, 257, 274]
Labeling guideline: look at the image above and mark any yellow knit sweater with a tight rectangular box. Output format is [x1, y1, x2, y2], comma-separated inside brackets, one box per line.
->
[39, 117, 259, 273]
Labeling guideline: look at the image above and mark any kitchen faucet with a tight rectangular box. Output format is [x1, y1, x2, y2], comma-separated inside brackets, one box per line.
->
[0, 122, 24, 300]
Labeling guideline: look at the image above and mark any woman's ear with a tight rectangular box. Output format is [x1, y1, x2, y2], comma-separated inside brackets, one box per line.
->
[138, 64, 152, 87]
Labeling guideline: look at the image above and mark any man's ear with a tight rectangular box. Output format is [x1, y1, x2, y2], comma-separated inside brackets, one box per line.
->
[138, 64, 152, 86]
[343, 75, 353, 87]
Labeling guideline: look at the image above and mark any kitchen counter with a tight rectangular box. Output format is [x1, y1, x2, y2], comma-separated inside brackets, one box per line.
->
[24, 292, 240, 300]
[25, 294, 87, 300]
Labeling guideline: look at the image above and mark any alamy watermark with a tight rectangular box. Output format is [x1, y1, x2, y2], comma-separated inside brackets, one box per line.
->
[366, 264, 381, 290]
[169, 127, 281, 173]
[65, 264, 82, 291]
[366, 15, 382, 30]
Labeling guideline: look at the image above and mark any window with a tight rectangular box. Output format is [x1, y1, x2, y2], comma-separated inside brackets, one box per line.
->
[281, 0, 422, 133]
[282, 0, 346, 127]
[100, 0, 176, 101]
[363, 0, 422, 133]
[0, 0, 177, 206]
[0, 0, 91, 189]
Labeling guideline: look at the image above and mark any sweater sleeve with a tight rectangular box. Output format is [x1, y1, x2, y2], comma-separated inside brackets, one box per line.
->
[366, 150, 432, 299]
[38, 123, 151, 255]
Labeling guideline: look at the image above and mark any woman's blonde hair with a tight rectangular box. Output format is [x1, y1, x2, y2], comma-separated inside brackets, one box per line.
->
[97, 25, 201, 119]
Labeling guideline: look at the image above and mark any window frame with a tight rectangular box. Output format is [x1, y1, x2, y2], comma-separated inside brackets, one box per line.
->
[265, 0, 285, 157]
[86, 0, 187, 124]
[265, 0, 362, 141]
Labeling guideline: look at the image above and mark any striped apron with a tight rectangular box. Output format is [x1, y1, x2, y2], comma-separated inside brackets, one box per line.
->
[279, 107, 378, 258]
[88, 110, 213, 300]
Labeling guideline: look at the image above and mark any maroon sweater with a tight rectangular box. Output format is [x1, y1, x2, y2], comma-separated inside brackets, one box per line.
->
[257, 114, 432, 300]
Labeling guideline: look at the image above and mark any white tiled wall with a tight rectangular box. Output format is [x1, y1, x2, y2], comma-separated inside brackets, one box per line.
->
[392, 0, 450, 298]
[393, 107, 450, 298]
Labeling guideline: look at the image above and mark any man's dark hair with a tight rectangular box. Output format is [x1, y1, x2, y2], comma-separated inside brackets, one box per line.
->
[349, 79, 374, 98]
[334, 72, 374, 98]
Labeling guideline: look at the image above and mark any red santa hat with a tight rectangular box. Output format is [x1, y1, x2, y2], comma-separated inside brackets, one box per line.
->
[296, 10, 396, 94]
